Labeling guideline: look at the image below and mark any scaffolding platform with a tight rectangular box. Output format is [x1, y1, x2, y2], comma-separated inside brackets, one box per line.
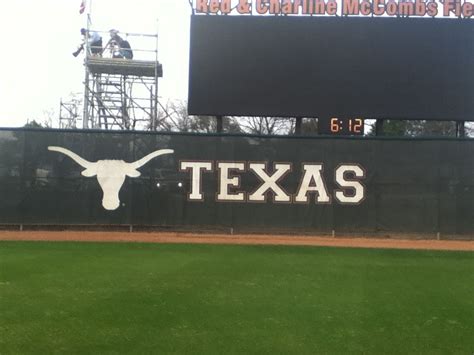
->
[86, 57, 163, 77]
[80, 24, 163, 130]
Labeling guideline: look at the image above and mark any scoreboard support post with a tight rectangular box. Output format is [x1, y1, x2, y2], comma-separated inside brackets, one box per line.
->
[375, 119, 384, 136]
[456, 121, 465, 138]
[295, 117, 302, 135]
[216, 115, 223, 133]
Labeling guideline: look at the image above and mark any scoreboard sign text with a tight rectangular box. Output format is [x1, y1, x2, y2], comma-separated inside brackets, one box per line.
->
[194, 0, 473, 18]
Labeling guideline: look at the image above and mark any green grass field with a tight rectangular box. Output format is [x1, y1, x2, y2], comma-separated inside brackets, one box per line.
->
[0, 241, 473, 354]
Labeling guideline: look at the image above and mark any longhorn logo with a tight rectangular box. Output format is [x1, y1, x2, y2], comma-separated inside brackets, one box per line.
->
[48, 146, 174, 210]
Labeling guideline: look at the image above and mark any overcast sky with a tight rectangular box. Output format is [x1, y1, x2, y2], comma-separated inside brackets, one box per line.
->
[0, 1, 470, 129]
[0, 0, 191, 127]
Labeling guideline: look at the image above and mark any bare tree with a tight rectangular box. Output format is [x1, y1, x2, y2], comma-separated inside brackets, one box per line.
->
[236, 116, 294, 135]
[153, 99, 242, 133]
[188, 115, 242, 133]
[406, 120, 457, 137]
[368, 119, 474, 137]
[41, 108, 57, 128]
[465, 122, 473, 137]
[26, 108, 57, 128]
[154, 99, 193, 132]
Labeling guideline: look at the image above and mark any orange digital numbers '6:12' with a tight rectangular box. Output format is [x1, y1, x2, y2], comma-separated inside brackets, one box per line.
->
[323, 118, 364, 136]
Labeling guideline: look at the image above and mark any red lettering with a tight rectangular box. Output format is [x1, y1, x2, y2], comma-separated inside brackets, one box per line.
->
[455, 0, 462, 16]
[444, 0, 455, 15]
[386, 0, 398, 15]
[256, 0, 269, 14]
[399, 1, 415, 16]
[314, 0, 326, 13]
[327, 0, 338, 14]
[303, 0, 313, 13]
[360, 0, 372, 15]
[293, 0, 303, 13]
[196, 0, 208, 13]
[415, 0, 426, 15]
[427, 1, 438, 16]
[269, 0, 281, 13]
[281, 0, 294, 14]
[373, 0, 386, 15]
[463, 1, 473, 17]
[343, 0, 360, 14]
[220, 0, 231, 13]
[209, 0, 220, 13]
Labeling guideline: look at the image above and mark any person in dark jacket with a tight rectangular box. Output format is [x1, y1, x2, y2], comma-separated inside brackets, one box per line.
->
[108, 29, 133, 59]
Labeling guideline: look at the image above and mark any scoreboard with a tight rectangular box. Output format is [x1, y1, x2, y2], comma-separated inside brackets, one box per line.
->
[188, 16, 474, 121]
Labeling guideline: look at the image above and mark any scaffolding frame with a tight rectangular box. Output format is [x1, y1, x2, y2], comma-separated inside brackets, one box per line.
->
[82, 16, 162, 130]
[59, 94, 83, 129]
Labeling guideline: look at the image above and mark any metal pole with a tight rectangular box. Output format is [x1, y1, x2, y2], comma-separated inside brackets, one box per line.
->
[150, 85, 155, 130]
[82, 13, 91, 129]
[83, 70, 89, 129]
[154, 19, 159, 131]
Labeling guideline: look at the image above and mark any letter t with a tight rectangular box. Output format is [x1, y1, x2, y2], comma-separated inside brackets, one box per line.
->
[180, 161, 213, 200]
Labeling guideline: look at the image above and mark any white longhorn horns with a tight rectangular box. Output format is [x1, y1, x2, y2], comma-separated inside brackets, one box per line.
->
[48, 146, 174, 210]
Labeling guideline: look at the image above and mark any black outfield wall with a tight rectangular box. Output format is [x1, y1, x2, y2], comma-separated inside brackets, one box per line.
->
[0, 128, 472, 236]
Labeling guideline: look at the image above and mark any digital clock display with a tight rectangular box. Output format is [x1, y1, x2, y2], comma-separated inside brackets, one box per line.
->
[319, 118, 365, 136]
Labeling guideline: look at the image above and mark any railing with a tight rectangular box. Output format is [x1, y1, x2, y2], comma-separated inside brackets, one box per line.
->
[84, 29, 159, 62]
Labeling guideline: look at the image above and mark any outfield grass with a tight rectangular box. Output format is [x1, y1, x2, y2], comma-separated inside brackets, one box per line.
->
[0, 241, 473, 354]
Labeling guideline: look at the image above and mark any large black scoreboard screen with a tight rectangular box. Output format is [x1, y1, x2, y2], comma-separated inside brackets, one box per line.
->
[188, 16, 473, 121]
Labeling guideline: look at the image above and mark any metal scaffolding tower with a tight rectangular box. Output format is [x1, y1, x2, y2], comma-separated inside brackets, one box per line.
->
[59, 94, 83, 129]
[82, 27, 163, 130]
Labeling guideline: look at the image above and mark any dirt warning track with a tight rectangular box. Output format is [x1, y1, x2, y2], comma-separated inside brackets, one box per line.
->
[0, 231, 472, 251]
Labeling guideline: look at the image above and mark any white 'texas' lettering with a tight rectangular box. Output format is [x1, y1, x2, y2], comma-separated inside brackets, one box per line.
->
[217, 162, 245, 201]
[335, 165, 366, 204]
[294, 164, 330, 203]
[180, 161, 213, 200]
[248, 163, 291, 202]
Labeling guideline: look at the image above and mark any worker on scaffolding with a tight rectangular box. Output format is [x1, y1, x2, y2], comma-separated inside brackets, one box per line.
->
[73, 28, 103, 57]
[106, 29, 133, 60]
